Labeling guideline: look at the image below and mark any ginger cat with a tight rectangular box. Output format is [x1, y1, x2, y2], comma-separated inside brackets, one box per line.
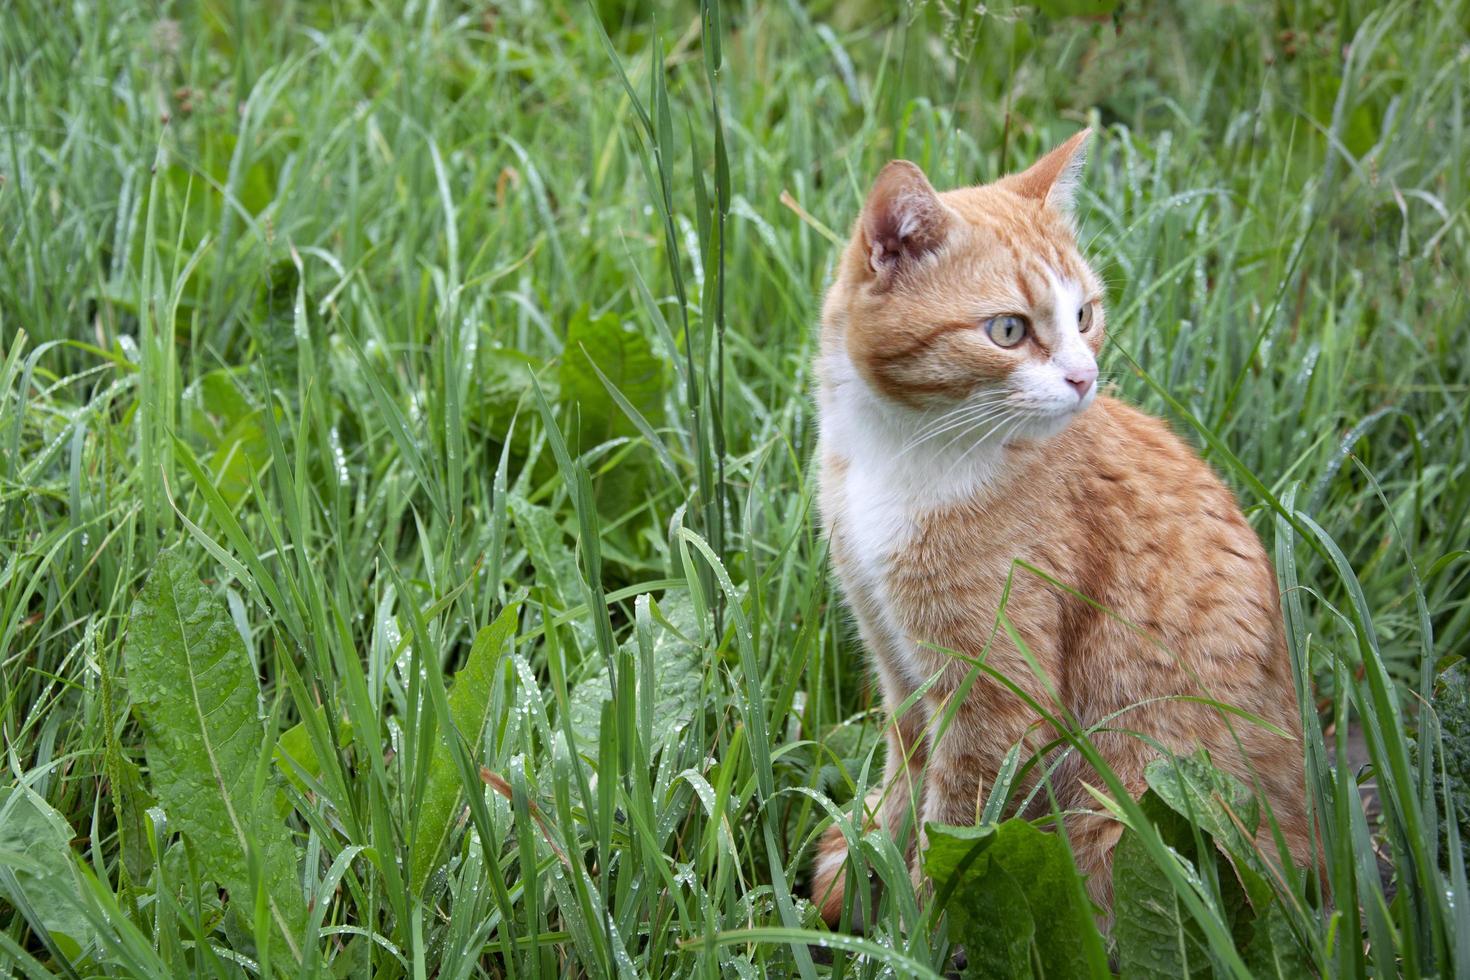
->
[811, 130, 1310, 924]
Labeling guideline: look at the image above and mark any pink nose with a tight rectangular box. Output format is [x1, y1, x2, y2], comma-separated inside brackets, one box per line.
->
[1065, 366, 1097, 399]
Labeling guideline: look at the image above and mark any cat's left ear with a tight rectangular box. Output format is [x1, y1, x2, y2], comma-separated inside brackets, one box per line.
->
[860, 160, 953, 283]
[1005, 128, 1091, 215]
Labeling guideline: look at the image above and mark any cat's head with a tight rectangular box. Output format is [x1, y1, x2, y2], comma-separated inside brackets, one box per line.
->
[823, 130, 1104, 442]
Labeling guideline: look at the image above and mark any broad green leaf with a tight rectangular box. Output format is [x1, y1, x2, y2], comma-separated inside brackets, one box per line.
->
[922, 821, 998, 894]
[0, 785, 91, 960]
[123, 550, 306, 966]
[987, 820, 1109, 978]
[106, 751, 155, 890]
[330, 935, 372, 978]
[555, 305, 670, 548]
[1114, 785, 1290, 979]
[815, 720, 883, 807]
[207, 410, 271, 507]
[1112, 790, 1211, 979]
[255, 259, 304, 386]
[924, 819, 1108, 979]
[327, 332, 376, 413]
[557, 304, 667, 449]
[273, 705, 353, 799]
[181, 368, 272, 507]
[1241, 899, 1314, 978]
[102, 653, 155, 891]
[951, 858, 1036, 979]
[567, 594, 703, 760]
[511, 494, 583, 610]
[182, 367, 257, 443]
[1145, 753, 1260, 860]
[275, 717, 321, 795]
[411, 602, 521, 894]
[472, 347, 547, 451]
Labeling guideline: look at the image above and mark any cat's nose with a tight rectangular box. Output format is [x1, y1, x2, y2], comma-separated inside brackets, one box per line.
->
[1065, 366, 1097, 399]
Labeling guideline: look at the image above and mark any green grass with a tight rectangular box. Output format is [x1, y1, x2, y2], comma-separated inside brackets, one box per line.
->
[2, 0, 1467, 975]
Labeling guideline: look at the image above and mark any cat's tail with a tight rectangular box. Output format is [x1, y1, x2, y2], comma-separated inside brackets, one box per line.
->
[810, 789, 886, 927]
[811, 820, 852, 926]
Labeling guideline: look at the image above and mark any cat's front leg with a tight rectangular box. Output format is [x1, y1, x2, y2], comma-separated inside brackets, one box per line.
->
[921, 667, 1058, 816]
[872, 661, 929, 854]
[915, 689, 1050, 894]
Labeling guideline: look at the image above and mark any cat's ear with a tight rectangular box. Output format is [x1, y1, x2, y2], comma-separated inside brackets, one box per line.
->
[1005, 128, 1091, 214]
[860, 160, 953, 281]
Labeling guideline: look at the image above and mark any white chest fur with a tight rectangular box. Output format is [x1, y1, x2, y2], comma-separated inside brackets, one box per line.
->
[816, 342, 1013, 689]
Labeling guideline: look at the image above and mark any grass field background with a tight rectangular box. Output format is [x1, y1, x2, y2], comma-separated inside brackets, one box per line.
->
[2, 0, 1468, 976]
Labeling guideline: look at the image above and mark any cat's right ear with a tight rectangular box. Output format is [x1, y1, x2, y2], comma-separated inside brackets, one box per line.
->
[860, 161, 952, 283]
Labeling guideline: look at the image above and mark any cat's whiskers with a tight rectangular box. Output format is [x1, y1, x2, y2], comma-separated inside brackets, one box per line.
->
[927, 402, 1025, 462]
[916, 403, 1022, 462]
[914, 400, 1014, 447]
[983, 407, 1036, 446]
[898, 396, 1012, 456]
[915, 393, 1011, 432]
[933, 407, 1034, 487]
[998, 410, 1035, 444]
[948, 404, 1040, 468]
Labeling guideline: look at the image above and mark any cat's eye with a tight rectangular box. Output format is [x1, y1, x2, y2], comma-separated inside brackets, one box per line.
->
[1078, 302, 1095, 333]
[986, 314, 1028, 348]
